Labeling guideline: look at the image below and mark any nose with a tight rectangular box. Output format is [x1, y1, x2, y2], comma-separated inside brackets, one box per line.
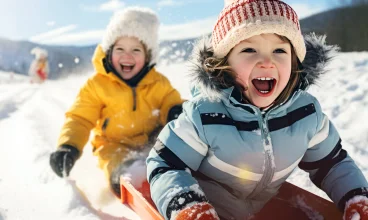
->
[257, 55, 274, 69]
[121, 52, 134, 59]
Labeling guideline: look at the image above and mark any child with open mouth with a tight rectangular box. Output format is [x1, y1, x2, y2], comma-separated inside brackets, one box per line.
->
[50, 7, 184, 201]
[146, 0, 368, 219]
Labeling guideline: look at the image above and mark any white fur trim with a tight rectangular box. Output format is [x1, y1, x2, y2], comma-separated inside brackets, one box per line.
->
[101, 7, 159, 65]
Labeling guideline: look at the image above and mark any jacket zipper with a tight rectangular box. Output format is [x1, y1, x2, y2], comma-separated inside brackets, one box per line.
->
[260, 112, 276, 186]
[132, 87, 137, 111]
[247, 108, 276, 198]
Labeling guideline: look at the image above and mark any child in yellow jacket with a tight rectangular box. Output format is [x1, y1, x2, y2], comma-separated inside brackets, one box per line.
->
[49, 7, 183, 197]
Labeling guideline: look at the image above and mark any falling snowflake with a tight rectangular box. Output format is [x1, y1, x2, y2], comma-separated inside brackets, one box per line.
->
[152, 109, 160, 116]
[178, 197, 185, 205]
[252, 129, 261, 136]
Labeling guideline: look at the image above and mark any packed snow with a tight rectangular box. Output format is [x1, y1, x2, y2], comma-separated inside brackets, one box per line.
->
[0, 51, 367, 219]
[293, 195, 323, 220]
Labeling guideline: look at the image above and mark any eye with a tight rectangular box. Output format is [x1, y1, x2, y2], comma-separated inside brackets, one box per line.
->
[133, 48, 142, 52]
[115, 47, 123, 51]
[274, 48, 286, 53]
[240, 48, 256, 53]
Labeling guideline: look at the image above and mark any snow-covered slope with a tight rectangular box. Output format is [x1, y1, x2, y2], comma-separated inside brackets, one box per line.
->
[287, 52, 368, 199]
[0, 71, 31, 84]
[0, 52, 367, 219]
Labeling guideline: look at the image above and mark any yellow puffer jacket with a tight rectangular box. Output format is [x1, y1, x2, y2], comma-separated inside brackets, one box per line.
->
[58, 45, 182, 179]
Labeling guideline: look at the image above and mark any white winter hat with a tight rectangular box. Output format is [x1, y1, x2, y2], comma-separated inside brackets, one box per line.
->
[101, 7, 160, 65]
[30, 47, 48, 60]
[212, 0, 306, 62]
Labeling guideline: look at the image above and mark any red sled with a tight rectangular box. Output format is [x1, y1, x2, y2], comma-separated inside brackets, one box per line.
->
[120, 176, 163, 220]
[120, 177, 342, 220]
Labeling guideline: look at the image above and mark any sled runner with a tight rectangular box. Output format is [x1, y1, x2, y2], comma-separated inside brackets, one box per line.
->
[120, 177, 342, 220]
[69, 178, 140, 220]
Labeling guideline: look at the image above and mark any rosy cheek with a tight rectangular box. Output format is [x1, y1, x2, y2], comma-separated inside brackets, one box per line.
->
[231, 62, 242, 74]
[111, 57, 120, 69]
[235, 65, 250, 81]
[279, 65, 292, 77]
[280, 58, 292, 70]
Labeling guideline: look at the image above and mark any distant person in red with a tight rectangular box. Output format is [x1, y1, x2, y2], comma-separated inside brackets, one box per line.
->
[29, 47, 49, 83]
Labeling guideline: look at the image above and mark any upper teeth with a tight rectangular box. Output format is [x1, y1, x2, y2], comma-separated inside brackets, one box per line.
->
[256, 77, 274, 80]
[122, 64, 134, 66]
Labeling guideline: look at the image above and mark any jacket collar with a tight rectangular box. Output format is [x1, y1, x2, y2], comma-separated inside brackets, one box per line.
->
[219, 86, 304, 116]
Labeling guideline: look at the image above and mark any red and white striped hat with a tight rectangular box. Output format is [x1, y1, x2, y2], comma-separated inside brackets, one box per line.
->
[212, 0, 306, 62]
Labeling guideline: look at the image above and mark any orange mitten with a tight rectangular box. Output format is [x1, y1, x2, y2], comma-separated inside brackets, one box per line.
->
[174, 202, 219, 220]
[344, 196, 368, 220]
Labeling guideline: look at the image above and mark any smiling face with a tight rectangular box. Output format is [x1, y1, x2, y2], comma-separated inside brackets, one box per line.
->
[228, 34, 292, 108]
[111, 36, 146, 80]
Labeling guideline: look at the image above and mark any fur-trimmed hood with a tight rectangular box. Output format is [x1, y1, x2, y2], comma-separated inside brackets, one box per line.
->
[189, 33, 339, 100]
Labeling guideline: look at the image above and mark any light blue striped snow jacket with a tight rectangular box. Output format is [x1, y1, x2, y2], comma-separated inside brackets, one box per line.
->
[146, 35, 368, 220]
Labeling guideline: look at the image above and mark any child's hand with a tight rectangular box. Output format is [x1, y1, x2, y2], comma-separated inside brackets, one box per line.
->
[173, 202, 219, 220]
[344, 196, 368, 220]
[49, 145, 80, 178]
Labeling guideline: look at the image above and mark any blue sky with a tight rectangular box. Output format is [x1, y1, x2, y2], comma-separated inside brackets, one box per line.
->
[0, 0, 335, 46]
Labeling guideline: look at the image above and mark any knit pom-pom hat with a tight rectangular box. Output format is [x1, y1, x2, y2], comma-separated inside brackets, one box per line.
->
[101, 7, 159, 65]
[30, 47, 48, 60]
[212, 0, 306, 62]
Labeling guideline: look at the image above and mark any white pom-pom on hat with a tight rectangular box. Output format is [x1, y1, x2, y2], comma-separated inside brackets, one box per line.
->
[224, 0, 237, 7]
[30, 47, 48, 60]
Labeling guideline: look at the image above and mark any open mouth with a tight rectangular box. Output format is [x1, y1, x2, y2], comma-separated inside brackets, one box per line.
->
[120, 64, 135, 72]
[251, 77, 276, 95]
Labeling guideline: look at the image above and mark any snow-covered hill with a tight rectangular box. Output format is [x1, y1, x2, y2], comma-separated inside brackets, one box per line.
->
[0, 37, 197, 79]
[0, 51, 367, 219]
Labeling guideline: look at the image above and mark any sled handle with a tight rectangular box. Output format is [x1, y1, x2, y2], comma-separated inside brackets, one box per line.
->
[120, 177, 164, 220]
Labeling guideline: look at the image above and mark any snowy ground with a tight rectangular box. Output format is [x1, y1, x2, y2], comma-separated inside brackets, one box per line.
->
[0, 52, 367, 219]
[0, 71, 30, 84]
